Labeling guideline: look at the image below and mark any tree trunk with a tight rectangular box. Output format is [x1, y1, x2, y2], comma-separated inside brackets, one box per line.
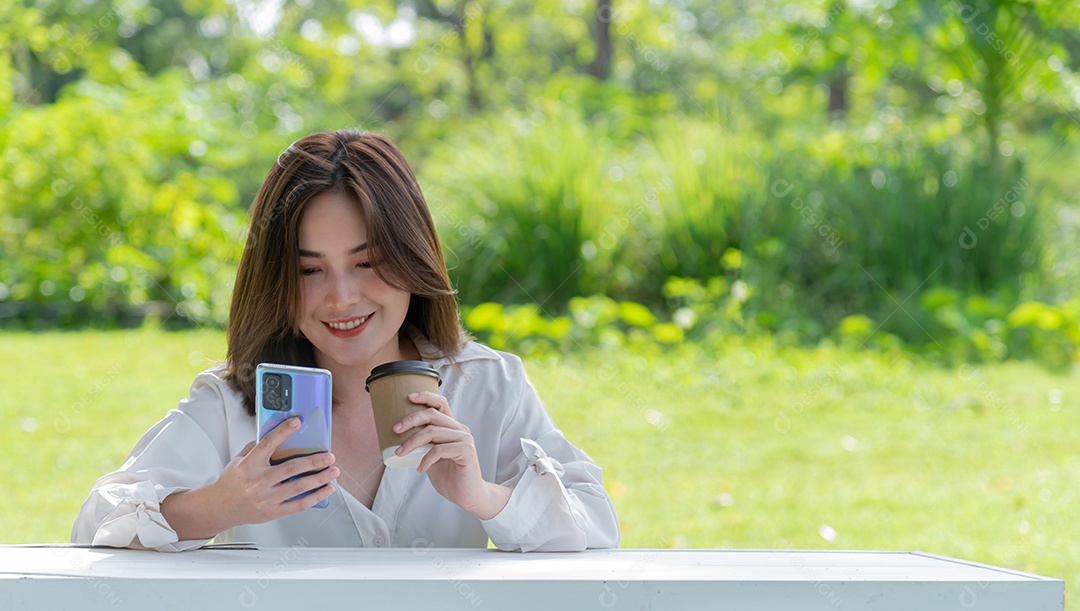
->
[464, 51, 482, 111]
[588, 0, 613, 80]
[828, 68, 848, 118]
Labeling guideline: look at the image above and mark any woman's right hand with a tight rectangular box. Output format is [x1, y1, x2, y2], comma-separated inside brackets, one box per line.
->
[214, 417, 339, 528]
[162, 417, 338, 540]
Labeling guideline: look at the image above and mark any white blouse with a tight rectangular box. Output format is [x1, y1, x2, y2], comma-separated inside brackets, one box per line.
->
[70, 332, 620, 553]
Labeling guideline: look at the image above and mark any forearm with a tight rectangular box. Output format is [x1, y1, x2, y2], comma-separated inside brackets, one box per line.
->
[160, 485, 233, 541]
[465, 482, 513, 521]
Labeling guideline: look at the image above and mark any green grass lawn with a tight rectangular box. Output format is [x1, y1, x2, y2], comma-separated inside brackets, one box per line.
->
[1, 329, 1075, 604]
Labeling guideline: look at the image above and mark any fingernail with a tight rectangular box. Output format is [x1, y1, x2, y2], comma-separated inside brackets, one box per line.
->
[323, 453, 334, 465]
[394, 423, 403, 432]
[290, 418, 301, 427]
[409, 392, 419, 398]
[396, 446, 404, 455]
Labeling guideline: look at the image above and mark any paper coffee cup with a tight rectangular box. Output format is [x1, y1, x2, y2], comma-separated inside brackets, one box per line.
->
[365, 360, 442, 468]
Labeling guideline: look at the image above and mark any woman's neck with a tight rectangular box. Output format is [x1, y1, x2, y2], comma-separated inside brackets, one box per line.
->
[319, 333, 423, 410]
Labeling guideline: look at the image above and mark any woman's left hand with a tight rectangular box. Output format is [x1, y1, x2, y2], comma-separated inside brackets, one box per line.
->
[394, 392, 510, 519]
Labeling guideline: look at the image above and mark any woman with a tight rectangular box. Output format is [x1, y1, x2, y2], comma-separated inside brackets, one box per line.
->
[71, 130, 619, 552]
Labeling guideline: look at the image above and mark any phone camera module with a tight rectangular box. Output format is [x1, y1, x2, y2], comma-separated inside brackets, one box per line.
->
[262, 373, 291, 411]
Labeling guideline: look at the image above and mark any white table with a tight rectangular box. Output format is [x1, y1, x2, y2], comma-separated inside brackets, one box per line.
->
[0, 545, 1064, 610]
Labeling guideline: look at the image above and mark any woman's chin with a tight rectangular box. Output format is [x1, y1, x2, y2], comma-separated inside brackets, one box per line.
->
[313, 344, 386, 369]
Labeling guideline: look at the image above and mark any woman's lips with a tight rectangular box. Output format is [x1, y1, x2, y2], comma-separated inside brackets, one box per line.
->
[323, 314, 371, 338]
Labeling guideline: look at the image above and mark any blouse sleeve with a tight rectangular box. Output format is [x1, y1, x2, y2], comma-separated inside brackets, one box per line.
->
[479, 355, 620, 552]
[70, 371, 234, 552]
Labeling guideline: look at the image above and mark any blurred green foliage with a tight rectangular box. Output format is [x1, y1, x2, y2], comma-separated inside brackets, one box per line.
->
[2, 0, 1080, 362]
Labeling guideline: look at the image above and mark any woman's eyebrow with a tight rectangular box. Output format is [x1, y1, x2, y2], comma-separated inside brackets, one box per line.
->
[298, 243, 368, 258]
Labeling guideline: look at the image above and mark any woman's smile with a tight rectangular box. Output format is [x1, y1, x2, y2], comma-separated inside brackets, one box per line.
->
[323, 313, 372, 337]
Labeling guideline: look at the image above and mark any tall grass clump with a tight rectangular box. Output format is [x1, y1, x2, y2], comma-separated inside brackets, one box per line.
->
[644, 115, 775, 281]
[638, 116, 841, 332]
[632, 119, 1044, 346]
[770, 134, 1043, 340]
[420, 107, 634, 310]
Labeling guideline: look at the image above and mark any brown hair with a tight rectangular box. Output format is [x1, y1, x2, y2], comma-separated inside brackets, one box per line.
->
[223, 130, 468, 415]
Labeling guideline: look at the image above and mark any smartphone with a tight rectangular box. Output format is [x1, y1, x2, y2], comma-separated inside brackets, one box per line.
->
[255, 363, 333, 508]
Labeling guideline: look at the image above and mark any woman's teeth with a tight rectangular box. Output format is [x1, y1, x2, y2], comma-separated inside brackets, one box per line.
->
[328, 316, 368, 330]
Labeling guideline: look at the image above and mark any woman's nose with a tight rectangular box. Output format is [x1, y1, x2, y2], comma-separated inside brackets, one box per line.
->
[324, 269, 361, 310]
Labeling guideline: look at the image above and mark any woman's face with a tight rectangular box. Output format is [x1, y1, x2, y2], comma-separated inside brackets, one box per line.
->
[297, 191, 412, 372]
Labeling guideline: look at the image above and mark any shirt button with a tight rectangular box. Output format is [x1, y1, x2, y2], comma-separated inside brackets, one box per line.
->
[373, 536, 384, 547]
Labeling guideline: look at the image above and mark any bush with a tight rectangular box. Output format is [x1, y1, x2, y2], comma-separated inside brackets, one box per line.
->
[466, 276, 1080, 367]
[0, 75, 243, 327]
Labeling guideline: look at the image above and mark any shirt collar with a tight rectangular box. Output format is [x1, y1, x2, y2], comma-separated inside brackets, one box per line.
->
[405, 323, 500, 368]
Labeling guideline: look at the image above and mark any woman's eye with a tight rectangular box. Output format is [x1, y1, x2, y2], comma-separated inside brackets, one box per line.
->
[301, 267, 320, 276]
[357, 261, 373, 269]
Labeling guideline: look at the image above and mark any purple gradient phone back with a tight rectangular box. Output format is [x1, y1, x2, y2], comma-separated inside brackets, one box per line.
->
[255, 363, 332, 508]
